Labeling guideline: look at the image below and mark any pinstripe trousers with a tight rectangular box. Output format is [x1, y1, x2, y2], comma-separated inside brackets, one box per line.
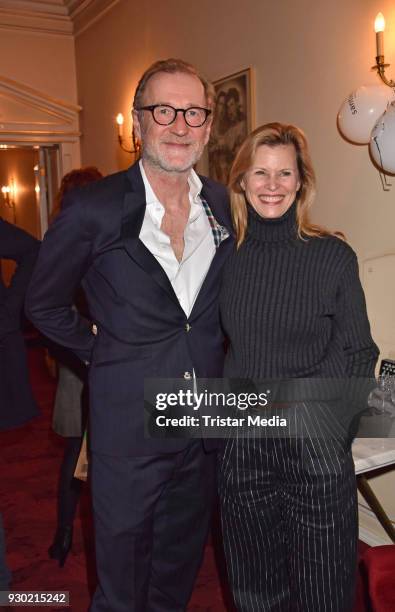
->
[218, 405, 358, 612]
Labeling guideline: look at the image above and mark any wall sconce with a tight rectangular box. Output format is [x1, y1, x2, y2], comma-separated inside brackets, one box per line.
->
[116, 112, 141, 155]
[1, 179, 17, 223]
[337, 12, 395, 187]
[373, 12, 395, 88]
[1, 185, 11, 204]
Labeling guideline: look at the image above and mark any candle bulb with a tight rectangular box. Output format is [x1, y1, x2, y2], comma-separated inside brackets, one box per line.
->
[375, 12, 385, 57]
[116, 113, 124, 138]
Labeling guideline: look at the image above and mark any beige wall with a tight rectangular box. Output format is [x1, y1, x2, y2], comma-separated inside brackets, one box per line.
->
[0, 28, 78, 104]
[75, 2, 150, 173]
[0, 25, 81, 210]
[75, 0, 395, 544]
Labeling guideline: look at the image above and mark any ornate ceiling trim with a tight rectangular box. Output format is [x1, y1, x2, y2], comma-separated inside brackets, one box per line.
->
[0, 74, 81, 142]
[0, 4, 72, 35]
[0, 0, 120, 36]
[72, 0, 121, 36]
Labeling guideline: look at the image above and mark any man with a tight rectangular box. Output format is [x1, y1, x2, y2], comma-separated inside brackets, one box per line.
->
[26, 59, 233, 611]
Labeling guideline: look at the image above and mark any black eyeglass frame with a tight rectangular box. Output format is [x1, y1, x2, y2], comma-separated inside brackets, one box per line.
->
[135, 104, 212, 127]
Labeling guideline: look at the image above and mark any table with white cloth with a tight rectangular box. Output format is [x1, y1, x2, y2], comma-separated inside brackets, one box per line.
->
[352, 437, 395, 542]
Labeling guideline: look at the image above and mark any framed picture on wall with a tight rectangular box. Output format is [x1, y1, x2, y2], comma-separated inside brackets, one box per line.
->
[207, 68, 254, 184]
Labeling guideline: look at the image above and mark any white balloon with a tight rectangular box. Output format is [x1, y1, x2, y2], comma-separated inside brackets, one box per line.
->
[370, 101, 395, 174]
[338, 84, 395, 144]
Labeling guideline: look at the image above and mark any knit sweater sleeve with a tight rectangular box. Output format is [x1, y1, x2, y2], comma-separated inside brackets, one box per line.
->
[335, 252, 379, 378]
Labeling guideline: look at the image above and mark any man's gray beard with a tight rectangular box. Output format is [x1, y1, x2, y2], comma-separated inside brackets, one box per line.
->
[142, 145, 204, 174]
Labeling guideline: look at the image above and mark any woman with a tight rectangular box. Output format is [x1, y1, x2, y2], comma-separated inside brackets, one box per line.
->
[48, 166, 102, 567]
[219, 123, 378, 611]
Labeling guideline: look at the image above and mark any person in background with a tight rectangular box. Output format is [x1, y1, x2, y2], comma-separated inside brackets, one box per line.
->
[0, 513, 11, 593]
[47, 167, 102, 568]
[0, 218, 40, 591]
[218, 122, 379, 611]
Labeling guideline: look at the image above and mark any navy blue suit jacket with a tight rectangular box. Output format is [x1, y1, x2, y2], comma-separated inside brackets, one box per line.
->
[26, 163, 234, 456]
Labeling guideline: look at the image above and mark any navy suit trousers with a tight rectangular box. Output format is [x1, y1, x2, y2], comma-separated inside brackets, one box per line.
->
[90, 441, 216, 612]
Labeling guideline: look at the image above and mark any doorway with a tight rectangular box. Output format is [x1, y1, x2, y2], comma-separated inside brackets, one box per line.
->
[0, 144, 60, 239]
[0, 143, 60, 285]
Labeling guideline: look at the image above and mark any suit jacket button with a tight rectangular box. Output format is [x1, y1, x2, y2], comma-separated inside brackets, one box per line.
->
[183, 371, 192, 380]
[185, 323, 191, 332]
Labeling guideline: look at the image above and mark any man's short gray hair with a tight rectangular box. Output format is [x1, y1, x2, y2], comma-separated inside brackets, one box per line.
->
[133, 58, 215, 110]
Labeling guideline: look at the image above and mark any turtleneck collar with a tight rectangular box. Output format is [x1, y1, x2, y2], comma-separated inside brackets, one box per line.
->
[246, 201, 298, 243]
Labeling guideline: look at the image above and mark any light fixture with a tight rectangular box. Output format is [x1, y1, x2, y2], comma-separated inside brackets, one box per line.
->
[337, 12, 395, 187]
[115, 112, 141, 155]
[1, 179, 17, 222]
[372, 12, 395, 88]
[1, 185, 11, 202]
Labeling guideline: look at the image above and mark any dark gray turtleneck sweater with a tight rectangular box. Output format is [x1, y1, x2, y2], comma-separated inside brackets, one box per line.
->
[220, 203, 379, 380]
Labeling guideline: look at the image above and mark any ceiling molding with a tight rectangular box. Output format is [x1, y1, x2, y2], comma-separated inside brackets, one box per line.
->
[0, 0, 120, 36]
[0, 74, 81, 142]
[64, 0, 90, 14]
[0, 2, 73, 35]
[0, 2, 68, 17]
[0, 75, 82, 115]
[71, 0, 121, 36]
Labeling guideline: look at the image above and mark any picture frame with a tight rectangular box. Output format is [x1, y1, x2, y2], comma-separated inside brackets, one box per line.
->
[207, 68, 254, 184]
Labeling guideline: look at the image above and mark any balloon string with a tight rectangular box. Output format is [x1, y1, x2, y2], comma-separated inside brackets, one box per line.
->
[374, 137, 392, 191]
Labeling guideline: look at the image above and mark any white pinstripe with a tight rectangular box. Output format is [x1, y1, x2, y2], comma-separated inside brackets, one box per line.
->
[218, 404, 358, 612]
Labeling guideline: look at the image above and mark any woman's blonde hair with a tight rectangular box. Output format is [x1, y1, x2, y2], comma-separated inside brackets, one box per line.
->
[229, 122, 342, 247]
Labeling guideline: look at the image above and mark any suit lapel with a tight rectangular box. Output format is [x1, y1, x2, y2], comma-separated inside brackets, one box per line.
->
[189, 180, 235, 318]
[121, 164, 180, 307]
[189, 234, 234, 319]
[200, 176, 233, 230]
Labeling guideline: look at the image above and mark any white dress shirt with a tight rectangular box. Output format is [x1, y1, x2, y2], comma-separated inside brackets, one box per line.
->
[139, 160, 216, 318]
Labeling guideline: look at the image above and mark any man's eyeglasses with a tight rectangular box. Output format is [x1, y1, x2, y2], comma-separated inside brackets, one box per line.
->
[135, 104, 212, 127]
